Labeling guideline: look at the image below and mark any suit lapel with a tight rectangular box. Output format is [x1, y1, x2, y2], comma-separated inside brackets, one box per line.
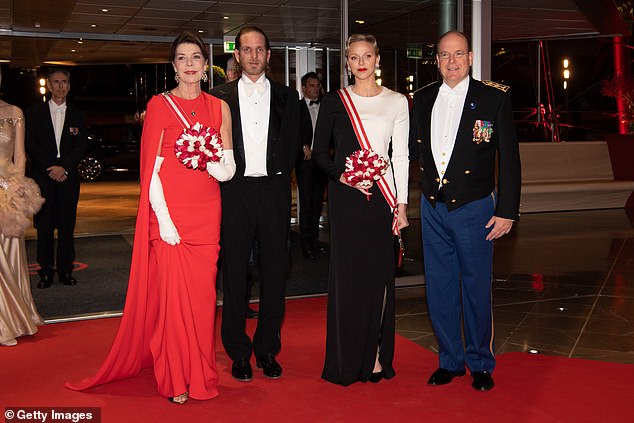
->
[42, 103, 56, 143]
[226, 81, 246, 165]
[447, 79, 479, 172]
[267, 80, 285, 166]
[40, 102, 60, 156]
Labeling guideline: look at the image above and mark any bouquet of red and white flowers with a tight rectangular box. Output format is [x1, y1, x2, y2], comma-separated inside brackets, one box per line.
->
[174, 122, 223, 171]
[342, 149, 388, 199]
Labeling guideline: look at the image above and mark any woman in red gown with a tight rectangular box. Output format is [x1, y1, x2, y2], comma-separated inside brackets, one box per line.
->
[66, 32, 236, 404]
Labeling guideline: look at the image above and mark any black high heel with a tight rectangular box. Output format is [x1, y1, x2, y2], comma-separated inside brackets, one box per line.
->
[368, 371, 383, 383]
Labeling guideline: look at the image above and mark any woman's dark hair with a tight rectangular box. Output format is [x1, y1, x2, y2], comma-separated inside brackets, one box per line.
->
[169, 32, 209, 62]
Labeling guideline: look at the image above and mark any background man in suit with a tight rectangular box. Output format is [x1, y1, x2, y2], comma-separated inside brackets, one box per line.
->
[211, 26, 300, 382]
[296, 72, 327, 260]
[225, 56, 241, 82]
[409, 31, 521, 392]
[25, 68, 87, 288]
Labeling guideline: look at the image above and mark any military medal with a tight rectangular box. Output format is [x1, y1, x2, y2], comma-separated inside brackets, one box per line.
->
[473, 119, 493, 144]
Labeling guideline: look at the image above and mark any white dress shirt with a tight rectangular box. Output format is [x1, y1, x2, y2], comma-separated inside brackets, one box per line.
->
[238, 74, 271, 177]
[304, 97, 320, 148]
[431, 76, 470, 187]
[49, 100, 67, 158]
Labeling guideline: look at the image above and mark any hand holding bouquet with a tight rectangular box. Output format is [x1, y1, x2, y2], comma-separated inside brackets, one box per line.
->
[174, 122, 223, 171]
[342, 149, 388, 200]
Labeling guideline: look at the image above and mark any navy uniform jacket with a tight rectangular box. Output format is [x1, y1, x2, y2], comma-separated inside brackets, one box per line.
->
[210, 79, 301, 181]
[409, 79, 521, 221]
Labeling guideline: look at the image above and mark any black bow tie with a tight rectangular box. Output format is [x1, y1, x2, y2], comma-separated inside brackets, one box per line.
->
[309, 99, 320, 106]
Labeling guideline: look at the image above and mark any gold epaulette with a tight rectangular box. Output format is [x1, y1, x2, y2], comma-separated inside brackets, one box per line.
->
[482, 80, 510, 92]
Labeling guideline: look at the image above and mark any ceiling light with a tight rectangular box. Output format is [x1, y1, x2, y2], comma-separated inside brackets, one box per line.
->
[71, 49, 76, 53]
[78, 39, 83, 44]
[198, 30, 204, 33]
[223, 16, 229, 20]
[528, 349, 539, 354]
[34, 22, 41, 28]
[355, 20, 365, 24]
[101, 9, 109, 13]
[91, 24, 97, 28]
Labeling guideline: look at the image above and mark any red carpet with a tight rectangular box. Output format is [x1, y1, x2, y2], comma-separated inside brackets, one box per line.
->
[1, 296, 631, 423]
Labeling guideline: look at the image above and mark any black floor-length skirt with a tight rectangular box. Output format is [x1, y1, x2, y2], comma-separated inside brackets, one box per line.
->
[321, 180, 396, 386]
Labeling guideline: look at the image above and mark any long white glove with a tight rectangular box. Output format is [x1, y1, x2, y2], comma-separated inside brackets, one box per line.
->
[206, 150, 236, 182]
[149, 156, 181, 245]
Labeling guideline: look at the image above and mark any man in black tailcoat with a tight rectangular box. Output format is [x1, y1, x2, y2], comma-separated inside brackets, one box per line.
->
[296, 72, 327, 260]
[409, 31, 521, 392]
[25, 68, 87, 289]
[211, 26, 301, 382]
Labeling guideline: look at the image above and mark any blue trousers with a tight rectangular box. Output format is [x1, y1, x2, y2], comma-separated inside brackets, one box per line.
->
[421, 193, 496, 373]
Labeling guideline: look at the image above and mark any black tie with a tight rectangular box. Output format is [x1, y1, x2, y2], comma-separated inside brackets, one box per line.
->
[309, 99, 320, 106]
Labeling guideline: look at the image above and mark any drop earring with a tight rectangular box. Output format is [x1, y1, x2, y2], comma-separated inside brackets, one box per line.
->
[346, 67, 352, 79]
[174, 73, 180, 83]
[201, 72, 208, 82]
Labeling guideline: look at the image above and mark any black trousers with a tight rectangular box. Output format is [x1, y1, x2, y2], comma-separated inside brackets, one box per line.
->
[296, 158, 326, 249]
[220, 175, 291, 360]
[34, 177, 80, 277]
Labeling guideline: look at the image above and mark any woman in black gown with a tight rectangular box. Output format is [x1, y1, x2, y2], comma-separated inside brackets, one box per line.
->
[313, 34, 409, 386]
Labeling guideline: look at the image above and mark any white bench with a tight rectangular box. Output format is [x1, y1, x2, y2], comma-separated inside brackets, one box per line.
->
[519, 141, 634, 213]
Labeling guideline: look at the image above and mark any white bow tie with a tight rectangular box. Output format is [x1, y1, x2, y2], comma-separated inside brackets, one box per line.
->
[439, 85, 458, 96]
[243, 81, 266, 97]
[52, 104, 67, 113]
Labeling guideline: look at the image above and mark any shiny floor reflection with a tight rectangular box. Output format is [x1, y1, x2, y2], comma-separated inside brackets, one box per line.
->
[29, 182, 634, 365]
[396, 209, 634, 365]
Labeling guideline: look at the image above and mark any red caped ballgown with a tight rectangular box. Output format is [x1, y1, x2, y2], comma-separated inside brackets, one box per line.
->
[66, 92, 222, 400]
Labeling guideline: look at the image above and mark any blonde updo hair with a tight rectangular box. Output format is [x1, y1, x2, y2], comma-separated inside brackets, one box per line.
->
[345, 34, 379, 57]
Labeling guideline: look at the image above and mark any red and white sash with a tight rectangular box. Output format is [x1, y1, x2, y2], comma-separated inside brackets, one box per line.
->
[337, 87, 399, 235]
[160, 92, 193, 130]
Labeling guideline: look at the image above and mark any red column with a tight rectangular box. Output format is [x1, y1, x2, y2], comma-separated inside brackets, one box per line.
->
[613, 36, 630, 134]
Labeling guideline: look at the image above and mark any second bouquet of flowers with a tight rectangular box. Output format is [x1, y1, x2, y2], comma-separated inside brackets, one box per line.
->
[342, 149, 389, 200]
[174, 122, 223, 171]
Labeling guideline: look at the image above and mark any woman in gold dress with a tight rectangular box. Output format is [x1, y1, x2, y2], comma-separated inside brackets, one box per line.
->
[0, 68, 45, 346]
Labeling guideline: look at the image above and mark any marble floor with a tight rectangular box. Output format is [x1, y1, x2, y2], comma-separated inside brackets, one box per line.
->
[397, 209, 634, 365]
[27, 181, 634, 365]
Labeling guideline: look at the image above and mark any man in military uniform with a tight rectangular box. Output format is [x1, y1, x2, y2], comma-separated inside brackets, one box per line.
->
[409, 30, 521, 391]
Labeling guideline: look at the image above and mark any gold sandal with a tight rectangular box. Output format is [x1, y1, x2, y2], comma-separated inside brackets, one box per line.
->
[167, 391, 188, 404]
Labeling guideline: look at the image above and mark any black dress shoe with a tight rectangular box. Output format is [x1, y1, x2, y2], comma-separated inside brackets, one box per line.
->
[256, 353, 282, 379]
[37, 274, 53, 289]
[302, 247, 316, 260]
[427, 367, 466, 386]
[231, 358, 253, 382]
[246, 306, 259, 319]
[368, 371, 383, 383]
[471, 371, 495, 391]
[311, 242, 327, 254]
[59, 274, 77, 286]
